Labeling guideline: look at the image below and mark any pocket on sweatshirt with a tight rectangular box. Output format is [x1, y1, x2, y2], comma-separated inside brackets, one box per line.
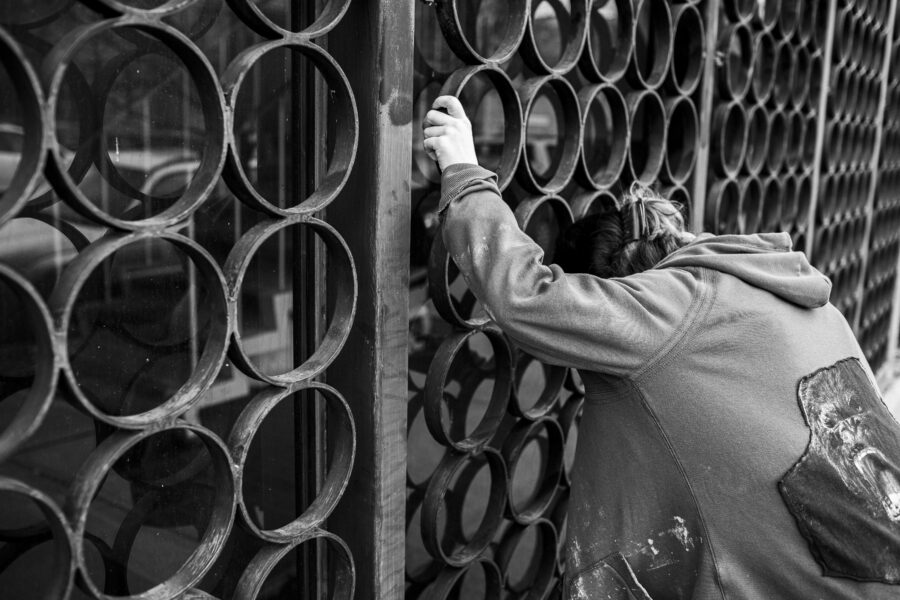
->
[779, 357, 900, 584]
[564, 552, 654, 600]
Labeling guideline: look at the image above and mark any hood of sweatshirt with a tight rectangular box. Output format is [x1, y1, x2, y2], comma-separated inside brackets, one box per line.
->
[654, 232, 832, 308]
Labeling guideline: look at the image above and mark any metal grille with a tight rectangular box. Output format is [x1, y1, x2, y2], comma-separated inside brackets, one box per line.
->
[0, 1, 358, 598]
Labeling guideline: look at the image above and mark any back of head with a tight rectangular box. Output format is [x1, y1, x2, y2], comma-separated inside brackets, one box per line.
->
[555, 183, 693, 278]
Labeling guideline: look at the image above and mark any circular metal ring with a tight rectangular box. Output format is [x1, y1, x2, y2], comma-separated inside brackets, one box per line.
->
[668, 4, 704, 95]
[516, 75, 582, 194]
[502, 416, 564, 524]
[771, 39, 794, 110]
[422, 448, 508, 567]
[225, 0, 351, 40]
[423, 328, 513, 453]
[49, 231, 229, 428]
[580, 0, 634, 83]
[711, 101, 747, 179]
[229, 382, 355, 542]
[68, 423, 235, 600]
[495, 518, 558, 596]
[750, 31, 776, 103]
[0, 264, 58, 463]
[759, 0, 781, 31]
[0, 26, 47, 229]
[440, 65, 524, 191]
[706, 178, 741, 234]
[221, 38, 358, 217]
[427, 231, 492, 329]
[509, 350, 566, 420]
[434, 0, 529, 66]
[777, 0, 802, 40]
[521, 0, 589, 75]
[796, 174, 812, 230]
[575, 83, 629, 189]
[718, 22, 754, 101]
[0, 477, 74, 599]
[797, 0, 817, 46]
[790, 45, 811, 108]
[233, 529, 354, 600]
[785, 110, 806, 169]
[77, 0, 199, 18]
[570, 188, 619, 219]
[627, 0, 673, 90]
[744, 103, 769, 176]
[226, 215, 357, 385]
[513, 193, 575, 261]
[626, 90, 667, 183]
[42, 17, 226, 231]
[739, 176, 763, 234]
[662, 96, 699, 185]
[765, 110, 788, 173]
[762, 176, 783, 232]
[723, 0, 756, 24]
[425, 558, 503, 599]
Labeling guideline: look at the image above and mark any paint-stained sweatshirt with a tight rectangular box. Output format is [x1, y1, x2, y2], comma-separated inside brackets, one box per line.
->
[439, 163, 900, 600]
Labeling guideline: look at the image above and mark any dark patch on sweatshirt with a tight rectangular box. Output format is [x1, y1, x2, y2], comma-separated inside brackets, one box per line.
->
[780, 358, 900, 583]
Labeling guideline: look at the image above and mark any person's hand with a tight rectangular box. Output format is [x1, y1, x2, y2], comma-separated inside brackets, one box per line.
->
[422, 95, 479, 171]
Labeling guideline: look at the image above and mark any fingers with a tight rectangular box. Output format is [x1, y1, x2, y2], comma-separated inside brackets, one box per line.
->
[423, 109, 454, 128]
[432, 95, 467, 120]
[423, 126, 446, 138]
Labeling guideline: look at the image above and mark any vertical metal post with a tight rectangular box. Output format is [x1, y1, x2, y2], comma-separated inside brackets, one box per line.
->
[691, 0, 722, 234]
[327, 0, 414, 597]
[881, 0, 900, 386]
[806, 0, 838, 258]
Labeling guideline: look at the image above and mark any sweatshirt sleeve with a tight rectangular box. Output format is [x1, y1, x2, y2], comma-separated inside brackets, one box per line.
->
[438, 163, 698, 377]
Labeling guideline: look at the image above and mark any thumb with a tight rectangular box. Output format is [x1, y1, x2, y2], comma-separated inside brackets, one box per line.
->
[432, 95, 468, 120]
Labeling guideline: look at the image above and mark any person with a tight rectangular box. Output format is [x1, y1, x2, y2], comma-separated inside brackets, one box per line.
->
[422, 95, 900, 600]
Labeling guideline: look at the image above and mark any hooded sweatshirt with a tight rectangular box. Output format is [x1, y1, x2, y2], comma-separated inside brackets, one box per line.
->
[438, 164, 900, 600]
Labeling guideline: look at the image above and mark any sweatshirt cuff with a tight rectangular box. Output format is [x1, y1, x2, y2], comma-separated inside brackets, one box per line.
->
[438, 163, 500, 214]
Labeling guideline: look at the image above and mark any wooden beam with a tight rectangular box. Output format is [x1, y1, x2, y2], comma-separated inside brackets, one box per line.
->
[327, 1, 414, 598]
[690, 0, 721, 234]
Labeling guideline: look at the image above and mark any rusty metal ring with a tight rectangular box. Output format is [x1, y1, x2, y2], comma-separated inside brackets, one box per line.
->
[662, 96, 698, 186]
[67, 423, 235, 600]
[706, 178, 741, 234]
[739, 176, 763, 234]
[744, 103, 769, 176]
[422, 448, 508, 567]
[425, 558, 503, 599]
[221, 38, 358, 217]
[790, 45, 811, 109]
[497, 518, 558, 596]
[514, 193, 574, 255]
[0, 477, 74, 599]
[777, 0, 802, 40]
[711, 101, 747, 178]
[49, 230, 229, 428]
[575, 83, 629, 189]
[433, 0, 529, 66]
[440, 65, 524, 191]
[580, 0, 634, 83]
[771, 39, 794, 110]
[509, 350, 566, 420]
[762, 176, 783, 232]
[626, 90, 667, 184]
[723, 0, 756, 24]
[780, 173, 799, 231]
[405, 488, 443, 584]
[627, 0, 673, 91]
[226, 0, 351, 40]
[42, 17, 227, 231]
[765, 110, 788, 173]
[76, 0, 199, 18]
[0, 264, 58, 463]
[229, 382, 356, 542]
[423, 328, 513, 453]
[225, 215, 356, 385]
[520, 0, 589, 75]
[717, 22, 753, 101]
[669, 4, 705, 96]
[233, 529, 354, 599]
[558, 394, 584, 486]
[516, 75, 582, 194]
[502, 416, 564, 524]
[0, 26, 47, 229]
[570, 188, 620, 219]
[750, 31, 776, 104]
[427, 231, 493, 329]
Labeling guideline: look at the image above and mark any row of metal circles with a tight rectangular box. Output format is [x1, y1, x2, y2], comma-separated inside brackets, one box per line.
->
[818, 170, 878, 223]
[0, 19, 359, 231]
[705, 173, 813, 235]
[0, 388, 356, 600]
[0, 1, 360, 598]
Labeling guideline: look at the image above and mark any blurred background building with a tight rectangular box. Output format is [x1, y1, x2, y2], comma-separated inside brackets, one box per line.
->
[0, 0, 899, 598]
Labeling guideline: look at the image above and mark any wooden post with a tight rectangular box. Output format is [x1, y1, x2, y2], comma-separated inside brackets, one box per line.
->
[806, 0, 838, 258]
[690, 0, 721, 234]
[327, 1, 414, 598]
[853, 0, 898, 333]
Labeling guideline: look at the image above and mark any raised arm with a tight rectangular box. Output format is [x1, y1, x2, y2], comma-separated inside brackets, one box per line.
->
[423, 97, 698, 377]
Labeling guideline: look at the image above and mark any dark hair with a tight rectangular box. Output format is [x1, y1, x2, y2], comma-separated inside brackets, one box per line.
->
[555, 184, 691, 278]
